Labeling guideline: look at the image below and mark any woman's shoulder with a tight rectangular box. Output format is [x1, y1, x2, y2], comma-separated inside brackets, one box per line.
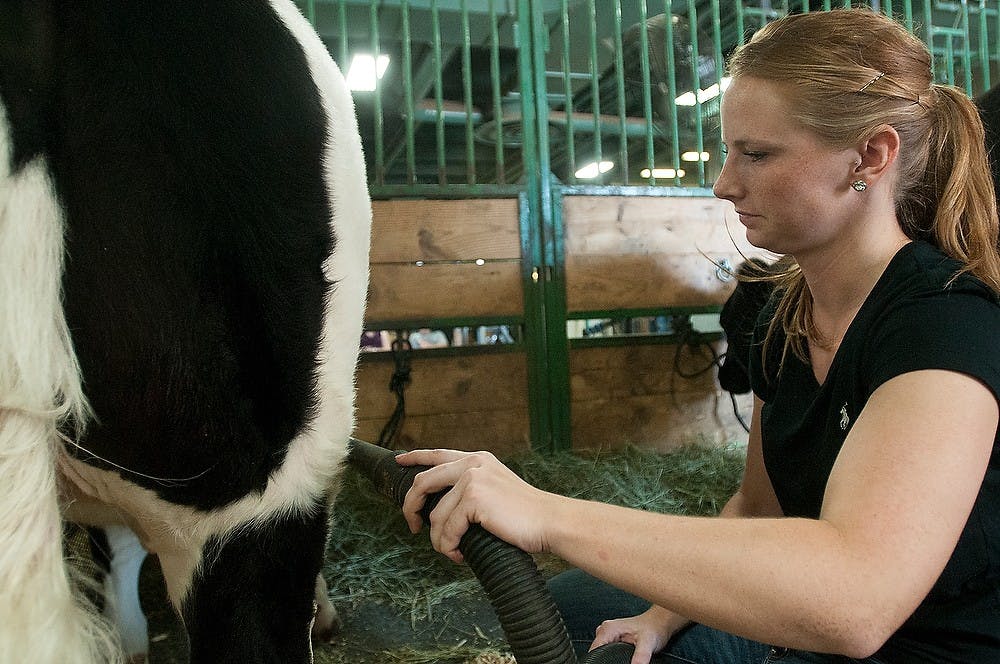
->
[881, 240, 999, 306]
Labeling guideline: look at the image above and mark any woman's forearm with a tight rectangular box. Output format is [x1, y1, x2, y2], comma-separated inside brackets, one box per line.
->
[543, 494, 899, 658]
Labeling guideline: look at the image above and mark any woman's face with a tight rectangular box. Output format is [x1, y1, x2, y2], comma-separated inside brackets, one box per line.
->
[713, 76, 861, 257]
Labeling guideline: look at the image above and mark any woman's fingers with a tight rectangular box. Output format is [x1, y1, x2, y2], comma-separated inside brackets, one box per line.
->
[396, 448, 470, 467]
[591, 620, 655, 664]
[398, 450, 472, 533]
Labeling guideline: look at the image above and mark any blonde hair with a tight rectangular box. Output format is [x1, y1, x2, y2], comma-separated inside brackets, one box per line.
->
[726, 8, 1000, 367]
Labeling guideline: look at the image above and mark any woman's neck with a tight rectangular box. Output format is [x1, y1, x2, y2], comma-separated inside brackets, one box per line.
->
[797, 217, 911, 347]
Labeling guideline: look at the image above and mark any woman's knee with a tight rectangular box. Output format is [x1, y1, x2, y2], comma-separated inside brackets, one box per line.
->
[547, 569, 650, 641]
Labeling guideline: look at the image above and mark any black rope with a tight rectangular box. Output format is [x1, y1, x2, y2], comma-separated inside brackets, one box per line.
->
[378, 334, 412, 447]
[671, 318, 752, 433]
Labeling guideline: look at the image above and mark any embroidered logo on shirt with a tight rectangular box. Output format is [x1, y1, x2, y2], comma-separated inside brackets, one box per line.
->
[839, 403, 850, 430]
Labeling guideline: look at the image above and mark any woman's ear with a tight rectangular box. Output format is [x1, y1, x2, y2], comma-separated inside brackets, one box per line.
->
[854, 124, 900, 186]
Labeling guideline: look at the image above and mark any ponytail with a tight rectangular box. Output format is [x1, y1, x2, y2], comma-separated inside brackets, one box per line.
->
[919, 85, 1000, 293]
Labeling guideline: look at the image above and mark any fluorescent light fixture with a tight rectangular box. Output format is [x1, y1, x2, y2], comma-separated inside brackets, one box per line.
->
[575, 161, 614, 179]
[475, 258, 486, 266]
[681, 151, 710, 162]
[675, 76, 732, 106]
[640, 168, 686, 179]
[346, 54, 390, 91]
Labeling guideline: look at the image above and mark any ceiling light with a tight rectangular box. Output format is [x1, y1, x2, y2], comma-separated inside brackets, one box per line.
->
[675, 76, 732, 106]
[575, 161, 614, 179]
[640, 168, 685, 179]
[346, 54, 390, 92]
[681, 151, 710, 162]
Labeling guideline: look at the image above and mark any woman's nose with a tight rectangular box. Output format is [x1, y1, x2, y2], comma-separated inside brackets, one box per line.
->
[712, 159, 739, 202]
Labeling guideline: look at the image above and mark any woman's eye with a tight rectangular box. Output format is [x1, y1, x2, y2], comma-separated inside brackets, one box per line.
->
[744, 152, 766, 162]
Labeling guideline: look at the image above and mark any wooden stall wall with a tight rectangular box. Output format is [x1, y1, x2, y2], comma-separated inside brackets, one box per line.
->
[356, 198, 531, 458]
[564, 195, 765, 452]
[356, 195, 767, 457]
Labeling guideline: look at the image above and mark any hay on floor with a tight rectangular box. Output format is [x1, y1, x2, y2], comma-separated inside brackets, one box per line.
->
[323, 442, 746, 619]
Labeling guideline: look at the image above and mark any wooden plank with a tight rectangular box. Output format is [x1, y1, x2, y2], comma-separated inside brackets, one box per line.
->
[570, 342, 751, 452]
[354, 412, 530, 458]
[354, 352, 530, 457]
[571, 390, 753, 452]
[371, 199, 521, 262]
[569, 343, 725, 401]
[356, 353, 529, 418]
[566, 253, 743, 311]
[563, 195, 771, 312]
[366, 262, 523, 320]
[562, 196, 757, 256]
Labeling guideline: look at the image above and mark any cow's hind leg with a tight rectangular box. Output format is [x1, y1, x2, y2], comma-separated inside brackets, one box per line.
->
[176, 504, 330, 664]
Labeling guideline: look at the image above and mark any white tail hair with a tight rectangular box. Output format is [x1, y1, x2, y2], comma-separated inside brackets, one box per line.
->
[0, 102, 121, 664]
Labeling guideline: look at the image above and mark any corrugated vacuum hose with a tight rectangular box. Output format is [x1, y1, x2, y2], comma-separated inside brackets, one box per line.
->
[347, 437, 636, 664]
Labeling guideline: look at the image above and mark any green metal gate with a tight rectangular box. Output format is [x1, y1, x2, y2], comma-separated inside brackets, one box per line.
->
[299, 0, 1000, 452]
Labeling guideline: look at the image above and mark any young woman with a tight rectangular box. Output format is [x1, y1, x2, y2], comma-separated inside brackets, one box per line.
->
[398, 9, 1000, 663]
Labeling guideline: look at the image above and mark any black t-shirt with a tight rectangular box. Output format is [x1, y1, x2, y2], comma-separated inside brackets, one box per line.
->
[749, 241, 1000, 663]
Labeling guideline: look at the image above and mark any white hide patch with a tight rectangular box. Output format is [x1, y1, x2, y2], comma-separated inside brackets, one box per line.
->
[0, 99, 120, 664]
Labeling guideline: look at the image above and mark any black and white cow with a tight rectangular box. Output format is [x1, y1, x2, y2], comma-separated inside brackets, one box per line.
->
[0, 2, 371, 663]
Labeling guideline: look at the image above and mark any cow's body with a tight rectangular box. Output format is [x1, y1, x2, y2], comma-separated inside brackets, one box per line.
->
[0, 2, 371, 662]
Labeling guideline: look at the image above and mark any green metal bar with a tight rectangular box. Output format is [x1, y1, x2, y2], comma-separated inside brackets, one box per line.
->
[530, 8, 572, 453]
[883, 0, 892, 18]
[305, 0, 315, 25]
[688, 0, 706, 186]
[561, 184, 716, 197]
[979, 0, 991, 91]
[924, 0, 935, 78]
[366, 315, 524, 329]
[735, 0, 745, 44]
[638, 0, 656, 185]
[514, 0, 553, 452]
[711, 0, 724, 189]
[561, 0, 577, 184]
[903, 0, 914, 33]
[945, 34, 956, 86]
[569, 304, 722, 319]
[369, 2, 385, 185]
[489, 0, 506, 184]
[587, 0, 603, 181]
[664, 0, 682, 186]
[612, 0, 628, 185]
[431, 0, 447, 185]
[401, 0, 417, 184]
[961, 1, 974, 95]
[369, 184, 525, 199]
[570, 331, 721, 350]
[461, 0, 476, 184]
[360, 343, 524, 361]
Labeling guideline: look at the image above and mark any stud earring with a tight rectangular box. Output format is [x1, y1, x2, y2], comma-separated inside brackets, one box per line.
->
[851, 180, 868, 192]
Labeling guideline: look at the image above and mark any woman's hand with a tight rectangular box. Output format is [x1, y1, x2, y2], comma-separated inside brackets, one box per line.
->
[591, 605, 686, 664]
[397, 449, 558, 563]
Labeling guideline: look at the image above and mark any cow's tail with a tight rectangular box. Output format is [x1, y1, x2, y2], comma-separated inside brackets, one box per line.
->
[0, 104, 121, 663]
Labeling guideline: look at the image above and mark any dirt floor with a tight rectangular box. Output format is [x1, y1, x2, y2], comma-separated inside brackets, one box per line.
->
[140, 549, 513, 664]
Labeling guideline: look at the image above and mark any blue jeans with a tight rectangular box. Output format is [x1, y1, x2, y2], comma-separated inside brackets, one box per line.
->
[548, 569, 886, 664]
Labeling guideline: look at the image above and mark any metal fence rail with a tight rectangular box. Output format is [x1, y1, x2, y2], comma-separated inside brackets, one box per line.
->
[300, 0, 1000, 194]
[298, 0, 1000, 452]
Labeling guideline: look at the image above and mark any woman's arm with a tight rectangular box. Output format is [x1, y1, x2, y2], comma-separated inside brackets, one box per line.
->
[587, 396, 780, 662]
[399, 370, 996, 657]
[719, 396, 783, 519]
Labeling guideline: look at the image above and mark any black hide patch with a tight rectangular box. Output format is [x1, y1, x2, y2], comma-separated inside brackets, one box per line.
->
[183, 504, 329, 664]
[4, 1, 335, 509]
